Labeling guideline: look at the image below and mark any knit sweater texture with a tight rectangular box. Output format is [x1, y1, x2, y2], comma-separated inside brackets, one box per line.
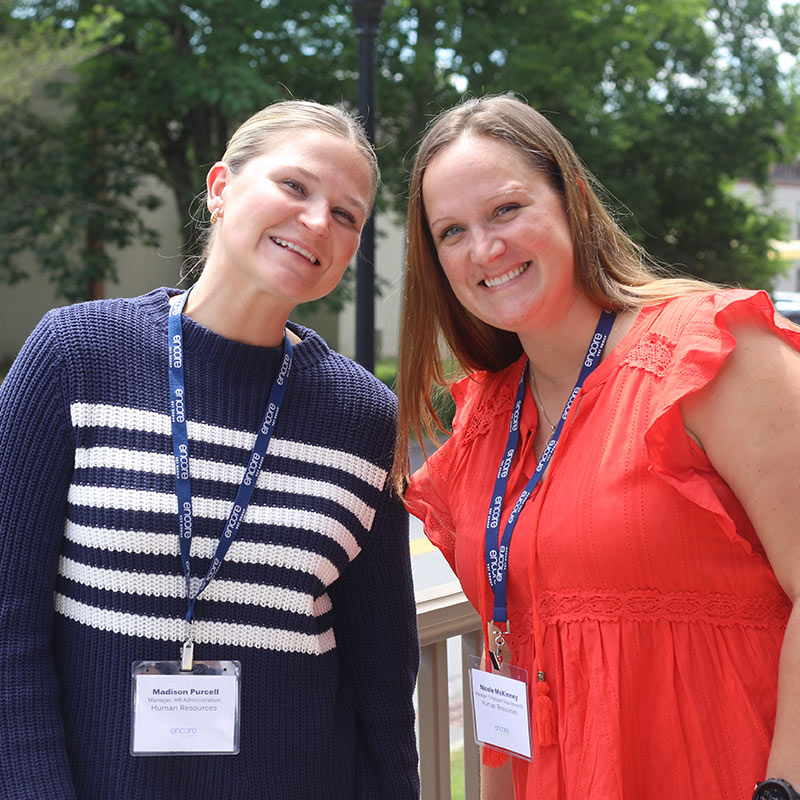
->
[0, 287, 420, 800]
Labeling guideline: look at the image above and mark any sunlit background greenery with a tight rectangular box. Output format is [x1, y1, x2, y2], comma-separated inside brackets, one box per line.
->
[1, 0, 798, 307]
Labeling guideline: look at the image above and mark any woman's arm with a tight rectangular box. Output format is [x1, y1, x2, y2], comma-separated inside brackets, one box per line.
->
[328, 480, 421, 799]
[481, 754, 515, 799]
[681, 318, 800, 786]
[0, 312, 78, 799]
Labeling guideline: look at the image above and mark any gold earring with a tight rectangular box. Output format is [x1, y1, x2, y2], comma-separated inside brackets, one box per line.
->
[210, 207, 222, 225]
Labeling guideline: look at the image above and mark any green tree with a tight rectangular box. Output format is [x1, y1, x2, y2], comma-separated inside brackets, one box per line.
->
[0, 105, 161, 299]
[0, 2, 159, 299]
[1, 0, 359, 300]
[391, 0, 800, 286]
[0, 1, 120, 110]
[1, 0, 799, 301]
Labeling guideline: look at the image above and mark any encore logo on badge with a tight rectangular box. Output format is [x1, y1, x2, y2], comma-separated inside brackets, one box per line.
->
[499, 448, 514, 479]
[181, 501, 192, 539]
[171, 727, 198, 736]
[277, 352, 291, 385]
[261, 402, 278, 433]
[176, 443, 189, 481]
[242, 452, 262, 487]
[487, 545, 508, 585]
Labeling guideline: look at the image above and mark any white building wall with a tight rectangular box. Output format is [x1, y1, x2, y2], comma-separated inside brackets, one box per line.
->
[336, 215, 406, 361]
[734, 168, 800, 291]
[0, 177, 185, 366]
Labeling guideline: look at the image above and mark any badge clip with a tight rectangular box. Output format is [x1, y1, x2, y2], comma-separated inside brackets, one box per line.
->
[488, 620, 509, 671]
[180, 640, 194, 672]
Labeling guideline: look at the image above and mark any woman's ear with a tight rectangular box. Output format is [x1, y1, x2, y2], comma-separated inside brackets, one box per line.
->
[206, 161, 230, 216]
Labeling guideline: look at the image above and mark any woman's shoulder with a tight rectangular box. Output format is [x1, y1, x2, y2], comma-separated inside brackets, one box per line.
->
[4, 291, 171, 425]
[625, 289, 786, 368]
[634, 287, 800, 437]
[288, 326, 398, 421]
[646, 287, 777, 331]
[32, 292, 171, 379]
[43, 288, 170, 336]
[20, 290, 168, 364]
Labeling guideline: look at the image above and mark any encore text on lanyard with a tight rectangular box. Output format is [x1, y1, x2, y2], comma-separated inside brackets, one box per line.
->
[167, 287, 293, 667]
[484, 309, 616, 668]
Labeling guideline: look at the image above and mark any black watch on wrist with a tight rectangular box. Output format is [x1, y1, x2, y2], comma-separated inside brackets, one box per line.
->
[753, 779, 800, 800]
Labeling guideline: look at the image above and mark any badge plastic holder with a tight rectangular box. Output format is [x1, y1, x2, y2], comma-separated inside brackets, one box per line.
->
[130, 659, 241, 756]
[468, 655, 532, 761]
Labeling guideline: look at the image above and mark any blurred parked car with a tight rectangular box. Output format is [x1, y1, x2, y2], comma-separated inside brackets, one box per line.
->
[773, 291, 800, 324]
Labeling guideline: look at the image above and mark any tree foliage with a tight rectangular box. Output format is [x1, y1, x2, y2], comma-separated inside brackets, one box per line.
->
[379, 0, 800, 285]
[1, 0, 799, 301]
[0, 1, 121, 110]
[0, 2, 159, 299]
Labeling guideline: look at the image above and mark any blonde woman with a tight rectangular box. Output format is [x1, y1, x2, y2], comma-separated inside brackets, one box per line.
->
[0, 100, 419, 799]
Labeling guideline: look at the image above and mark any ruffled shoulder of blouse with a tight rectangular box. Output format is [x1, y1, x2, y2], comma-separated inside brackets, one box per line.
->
[642, 289, 800, 555]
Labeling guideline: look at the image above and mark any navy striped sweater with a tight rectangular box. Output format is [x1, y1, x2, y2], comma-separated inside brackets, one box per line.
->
[0, 288, 420, 799]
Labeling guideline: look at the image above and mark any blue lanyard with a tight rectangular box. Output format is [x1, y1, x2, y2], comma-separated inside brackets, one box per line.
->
[168, 287, 293, 624]
[484, 310, 616, 628]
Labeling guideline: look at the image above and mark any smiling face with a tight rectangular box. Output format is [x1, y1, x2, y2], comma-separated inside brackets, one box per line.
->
[204, 129, 373, 321]
[422, 134, 583, 340]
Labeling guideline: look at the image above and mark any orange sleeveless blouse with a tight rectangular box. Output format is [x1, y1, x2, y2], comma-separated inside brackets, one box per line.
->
[405, 290, 798, 799]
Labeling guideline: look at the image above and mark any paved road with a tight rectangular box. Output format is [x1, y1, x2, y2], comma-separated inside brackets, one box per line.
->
[410, 515, 457, 592]
[406, 439, 458, 592]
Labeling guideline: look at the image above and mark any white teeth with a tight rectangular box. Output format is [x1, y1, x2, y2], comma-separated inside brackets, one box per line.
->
[483, 262, 529, 288]
[272, 237, 319, 264]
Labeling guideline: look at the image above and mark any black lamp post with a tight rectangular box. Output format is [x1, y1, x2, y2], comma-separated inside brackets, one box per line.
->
[349, 0, 386, 373]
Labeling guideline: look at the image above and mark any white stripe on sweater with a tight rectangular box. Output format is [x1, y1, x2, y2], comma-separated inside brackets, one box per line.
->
[64, 522, 341, 585]
[54, 593, 337, 655]
[67, 484, 362, 560]
[58, 556, 333, 616]
[70, 403, 387, 488]
[74, 446, 376, 528]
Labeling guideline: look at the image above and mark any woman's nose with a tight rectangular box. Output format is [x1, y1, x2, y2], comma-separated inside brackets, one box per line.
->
[470, 228, 505, 264]
[300, 201, 330, 237]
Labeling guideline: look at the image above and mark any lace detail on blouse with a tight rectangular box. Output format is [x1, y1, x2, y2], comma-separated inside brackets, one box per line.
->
[460, 384, 516, 445]
[538, 589, 791, 629]
[622, 332, 676, 377]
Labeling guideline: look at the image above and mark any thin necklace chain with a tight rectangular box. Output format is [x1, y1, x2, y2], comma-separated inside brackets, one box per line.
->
[528, 369, 557, 433]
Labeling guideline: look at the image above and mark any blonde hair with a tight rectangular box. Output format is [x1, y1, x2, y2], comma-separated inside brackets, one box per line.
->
[197, 99, 379, 267]
[393, 95, 714, 491]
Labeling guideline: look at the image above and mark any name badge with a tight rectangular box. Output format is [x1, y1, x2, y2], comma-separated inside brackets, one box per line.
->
[468, 656, 532, 760]
[130, 660, 241, 756]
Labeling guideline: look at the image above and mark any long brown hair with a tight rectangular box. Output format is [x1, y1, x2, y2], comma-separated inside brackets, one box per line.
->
[393, 95, 711, 491]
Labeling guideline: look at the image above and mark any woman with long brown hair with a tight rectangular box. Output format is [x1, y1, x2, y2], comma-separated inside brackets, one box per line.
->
[397, 94, 800, 800]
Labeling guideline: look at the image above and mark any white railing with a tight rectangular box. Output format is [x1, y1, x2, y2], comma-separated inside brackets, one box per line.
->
[415, 581, 483, 800]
